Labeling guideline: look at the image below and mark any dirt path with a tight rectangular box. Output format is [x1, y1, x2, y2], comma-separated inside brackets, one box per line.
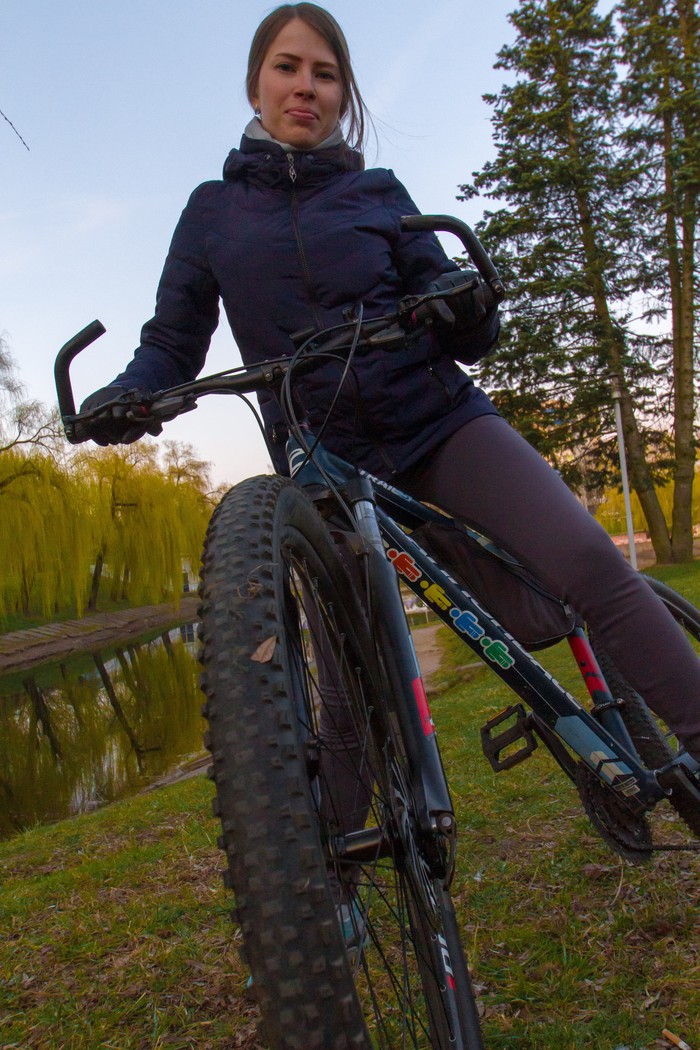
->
[0, 596, 200, 675]
[410, 623, 444, 689]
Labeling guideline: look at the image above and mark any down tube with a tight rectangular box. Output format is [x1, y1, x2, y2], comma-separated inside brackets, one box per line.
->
[376, 510, 662, 806]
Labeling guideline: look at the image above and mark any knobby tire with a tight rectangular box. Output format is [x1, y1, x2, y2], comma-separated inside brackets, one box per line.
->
[199, 475, 482, 1049]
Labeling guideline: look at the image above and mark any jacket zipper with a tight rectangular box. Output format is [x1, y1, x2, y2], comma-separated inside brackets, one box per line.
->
[286, 153, 398, 476]
[287, 152, 324, 333]
[287, 152, 297, 184]
[427, 361, 455, 407]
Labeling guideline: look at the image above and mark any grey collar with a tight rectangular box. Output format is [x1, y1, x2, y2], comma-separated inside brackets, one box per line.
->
[244, 115, 345, 153]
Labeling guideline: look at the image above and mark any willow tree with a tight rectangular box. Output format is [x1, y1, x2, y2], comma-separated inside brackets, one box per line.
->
[1, 333, 62, 459]
[75, 442, 213, 609]
[162, 440, 212, 492]
[0, 449, 93, 618]
[0, 333, 22, 409]
[462, 0, 687, 562]
[0, 338, 92, 618]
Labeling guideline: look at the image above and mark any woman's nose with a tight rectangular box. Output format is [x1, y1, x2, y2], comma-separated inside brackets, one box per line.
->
[293, 68, 315, 95]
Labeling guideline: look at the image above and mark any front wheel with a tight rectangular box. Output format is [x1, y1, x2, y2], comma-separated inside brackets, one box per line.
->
[199, 475, 483, 1049]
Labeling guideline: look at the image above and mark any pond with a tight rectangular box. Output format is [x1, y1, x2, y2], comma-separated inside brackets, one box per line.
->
[0, 623, 204, 840]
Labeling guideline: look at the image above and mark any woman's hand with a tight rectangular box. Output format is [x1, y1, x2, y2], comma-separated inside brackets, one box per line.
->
[73, 385, 162, 445]
[425, 270, 491, 333]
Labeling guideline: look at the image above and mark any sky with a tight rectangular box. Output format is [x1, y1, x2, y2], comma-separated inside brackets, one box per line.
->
[2, 0, 517, 486]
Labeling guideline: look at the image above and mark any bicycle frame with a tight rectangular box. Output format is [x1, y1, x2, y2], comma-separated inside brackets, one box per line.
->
[289, 435, 669, 825]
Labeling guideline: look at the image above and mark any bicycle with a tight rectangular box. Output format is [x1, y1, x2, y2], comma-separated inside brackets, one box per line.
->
[55, 215, 700, 1050]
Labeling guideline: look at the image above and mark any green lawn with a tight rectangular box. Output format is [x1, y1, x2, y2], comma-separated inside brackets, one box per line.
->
[1, 564, 699, 1048]
[644, 559, 700, 604]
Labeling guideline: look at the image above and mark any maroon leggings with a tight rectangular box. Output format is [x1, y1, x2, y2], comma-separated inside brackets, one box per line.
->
[399, 415, 700, 754]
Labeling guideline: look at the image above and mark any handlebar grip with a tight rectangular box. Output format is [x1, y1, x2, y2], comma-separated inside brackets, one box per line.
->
[54, 320, 106, 419]
[400, 214, 505, 300]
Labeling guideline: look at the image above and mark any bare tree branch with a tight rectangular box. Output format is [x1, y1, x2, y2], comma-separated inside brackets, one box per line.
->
[1, 107, 30, 151]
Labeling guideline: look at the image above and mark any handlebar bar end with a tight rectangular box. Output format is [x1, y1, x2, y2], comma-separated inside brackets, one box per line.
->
[54, 319, 107, 419]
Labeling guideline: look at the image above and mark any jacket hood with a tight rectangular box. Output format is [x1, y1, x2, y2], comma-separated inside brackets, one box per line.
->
[223, 133, 364, 187]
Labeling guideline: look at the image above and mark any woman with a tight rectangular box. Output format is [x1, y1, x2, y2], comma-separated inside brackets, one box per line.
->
[77, 2, 700, 764]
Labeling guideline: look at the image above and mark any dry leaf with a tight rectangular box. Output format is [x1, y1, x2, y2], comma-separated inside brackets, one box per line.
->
[250, 636, 276, 663]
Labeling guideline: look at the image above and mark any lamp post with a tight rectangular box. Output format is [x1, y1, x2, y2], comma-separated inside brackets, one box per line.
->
[610, 374, 637, 570]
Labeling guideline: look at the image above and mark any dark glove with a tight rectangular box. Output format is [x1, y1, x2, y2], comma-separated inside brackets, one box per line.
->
[74, 385, 162, 446]
[425, 270, 490, 334]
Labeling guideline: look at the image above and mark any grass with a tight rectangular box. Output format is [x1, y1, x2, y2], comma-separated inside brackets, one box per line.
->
[0, 779, 259, 1050]
[644, 559, 700, 603]
[2, 565, 700, 1048]
[435, 670, 700, 1049]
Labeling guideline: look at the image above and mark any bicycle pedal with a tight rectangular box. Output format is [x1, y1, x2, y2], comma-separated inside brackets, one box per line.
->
[657, 757, 700, 804]
[480, 703, 537, 772]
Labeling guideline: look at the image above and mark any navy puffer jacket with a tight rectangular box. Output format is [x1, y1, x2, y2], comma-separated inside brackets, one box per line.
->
[115, 134, 499, 477]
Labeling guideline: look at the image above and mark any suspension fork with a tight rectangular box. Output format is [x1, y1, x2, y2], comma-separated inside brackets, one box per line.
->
[341, 476, 456, 842]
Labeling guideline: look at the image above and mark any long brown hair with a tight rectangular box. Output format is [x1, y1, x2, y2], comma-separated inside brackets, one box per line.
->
[246, 3, 369, 152]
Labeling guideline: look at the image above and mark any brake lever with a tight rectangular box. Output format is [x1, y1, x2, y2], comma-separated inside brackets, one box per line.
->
[394, 292, 451, 333]
[143, 394, 198, 422]
[365, 322, 413, 348]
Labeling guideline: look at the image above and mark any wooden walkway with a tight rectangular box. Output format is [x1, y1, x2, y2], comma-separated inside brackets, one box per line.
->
[0, 596, 200, 676]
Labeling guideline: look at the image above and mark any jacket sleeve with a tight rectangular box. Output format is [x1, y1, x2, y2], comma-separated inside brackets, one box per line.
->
[113, 185, 221, 392]
[384, 172, 500, 365]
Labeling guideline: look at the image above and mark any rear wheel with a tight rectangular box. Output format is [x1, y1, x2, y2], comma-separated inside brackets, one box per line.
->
[590, 575, 700, 840]
[199, 475, 483, 1049]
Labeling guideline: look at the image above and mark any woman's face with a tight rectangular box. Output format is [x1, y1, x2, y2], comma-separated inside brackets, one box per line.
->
[252, 18, 344, 149]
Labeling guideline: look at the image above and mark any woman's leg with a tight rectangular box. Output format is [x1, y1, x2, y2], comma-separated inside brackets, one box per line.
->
[402, 415, 700, 758]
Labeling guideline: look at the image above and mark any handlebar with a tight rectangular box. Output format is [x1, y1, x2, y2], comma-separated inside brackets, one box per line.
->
[400, 214, 505, 300]
[54, 215, 504, 443]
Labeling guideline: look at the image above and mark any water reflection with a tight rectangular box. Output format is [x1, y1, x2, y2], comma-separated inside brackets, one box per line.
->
[0, 626, 204, 840]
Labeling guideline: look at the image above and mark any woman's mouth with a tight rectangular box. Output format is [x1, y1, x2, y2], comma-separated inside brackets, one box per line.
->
[287, 109, 316, 123]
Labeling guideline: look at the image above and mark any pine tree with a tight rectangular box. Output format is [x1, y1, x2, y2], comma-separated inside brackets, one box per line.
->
[616, 0, 699, 559]
[462, 0, 687, 561]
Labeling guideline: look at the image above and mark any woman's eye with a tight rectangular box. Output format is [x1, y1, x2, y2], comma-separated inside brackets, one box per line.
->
[316, 70, 336, 81]
[277, 62, 296, 73]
